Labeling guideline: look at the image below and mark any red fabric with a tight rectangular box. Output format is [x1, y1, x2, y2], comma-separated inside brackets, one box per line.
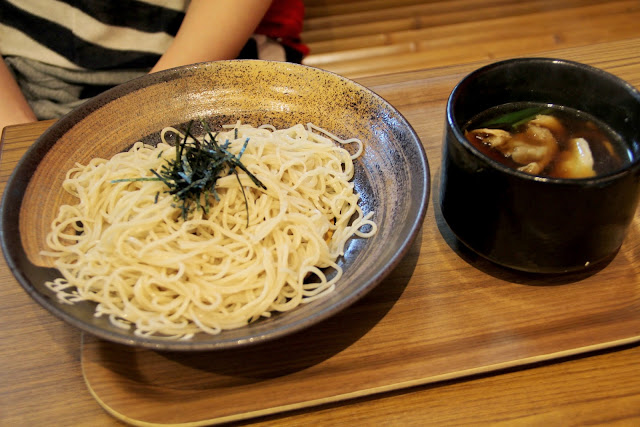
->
[255, 0, 309, 56]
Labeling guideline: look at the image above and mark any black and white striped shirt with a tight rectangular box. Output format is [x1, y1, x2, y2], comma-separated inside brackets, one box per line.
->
[1, 0, 188, 70]
[0, 0, 302, 119]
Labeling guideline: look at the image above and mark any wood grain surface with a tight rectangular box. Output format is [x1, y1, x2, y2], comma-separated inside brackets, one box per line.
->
[301, 0, 640, 78]
[77, 40, 640, 426]
[1, 2, 640, 425]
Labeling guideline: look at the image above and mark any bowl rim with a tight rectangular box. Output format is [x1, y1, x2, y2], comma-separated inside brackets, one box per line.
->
[446, 57, 640, 185]
[0, 59, 430, 351]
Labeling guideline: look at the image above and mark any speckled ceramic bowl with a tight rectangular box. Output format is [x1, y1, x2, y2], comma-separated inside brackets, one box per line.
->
[0, 60, 429, 351]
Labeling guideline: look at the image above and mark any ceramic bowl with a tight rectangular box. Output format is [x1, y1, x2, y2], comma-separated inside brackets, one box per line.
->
[440, 57, 640, 273]
[0, 60, 429, 350]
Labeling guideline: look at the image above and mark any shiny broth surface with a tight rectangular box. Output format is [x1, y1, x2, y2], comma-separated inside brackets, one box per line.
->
[463, 102, 631, 178]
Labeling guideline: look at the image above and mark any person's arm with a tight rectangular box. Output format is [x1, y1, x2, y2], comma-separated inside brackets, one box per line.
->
[150, 0, 272, 73]
[0, 59, 37, 134]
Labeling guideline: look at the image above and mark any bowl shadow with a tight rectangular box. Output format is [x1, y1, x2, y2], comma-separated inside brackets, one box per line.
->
[91, 232, 421, 386]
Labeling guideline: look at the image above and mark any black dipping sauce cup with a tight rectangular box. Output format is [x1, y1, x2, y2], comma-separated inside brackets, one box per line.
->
[440, 58, 640, 273]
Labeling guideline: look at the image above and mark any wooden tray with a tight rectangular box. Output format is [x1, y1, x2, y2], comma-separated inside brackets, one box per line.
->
[80, 50, 640, 426]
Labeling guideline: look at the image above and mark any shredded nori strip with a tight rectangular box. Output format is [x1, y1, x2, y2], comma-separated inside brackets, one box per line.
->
[112, 121, 267, 224]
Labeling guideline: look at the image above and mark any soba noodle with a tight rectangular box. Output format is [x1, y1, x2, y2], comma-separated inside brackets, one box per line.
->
[42, 122, 377, 339]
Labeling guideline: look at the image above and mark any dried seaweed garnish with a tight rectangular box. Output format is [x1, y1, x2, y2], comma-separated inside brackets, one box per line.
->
[112, 121, 267, 223]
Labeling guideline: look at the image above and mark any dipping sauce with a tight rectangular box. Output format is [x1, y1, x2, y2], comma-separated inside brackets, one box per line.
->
[463, 102, 631, 178]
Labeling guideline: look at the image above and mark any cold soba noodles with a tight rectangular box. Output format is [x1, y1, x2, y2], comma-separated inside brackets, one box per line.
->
[42, 122, 377, 339]
[464, 102, 631, 178]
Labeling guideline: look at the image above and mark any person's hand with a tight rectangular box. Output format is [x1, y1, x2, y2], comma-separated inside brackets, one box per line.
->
[150, 0, 272, 73]
[0, 58, 37, 135]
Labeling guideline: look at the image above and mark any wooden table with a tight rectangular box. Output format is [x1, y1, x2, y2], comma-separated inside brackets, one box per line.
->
[2, 40, 640, 426]
[301, 0, 640, 79]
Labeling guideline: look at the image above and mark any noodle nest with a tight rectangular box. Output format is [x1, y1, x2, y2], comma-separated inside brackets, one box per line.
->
[43, 123, 376, 339]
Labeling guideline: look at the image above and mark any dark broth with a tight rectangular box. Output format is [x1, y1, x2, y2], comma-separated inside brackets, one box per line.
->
[463, 102, 632, 178]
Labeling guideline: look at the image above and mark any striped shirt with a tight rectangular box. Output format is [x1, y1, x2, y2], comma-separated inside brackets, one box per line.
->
[1, 0, 189, 70]
[0, 0, 307, 118]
